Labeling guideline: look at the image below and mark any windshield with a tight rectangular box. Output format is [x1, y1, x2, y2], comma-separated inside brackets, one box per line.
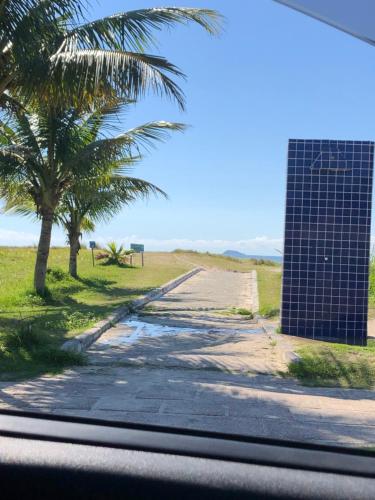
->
[0, 0, 374, 453]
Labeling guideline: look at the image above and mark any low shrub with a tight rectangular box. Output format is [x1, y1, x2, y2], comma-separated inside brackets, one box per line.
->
[46, 267, 70, 282]
[1, 322, 45, 351]
[259, 306, 280, 318]
[235, 307, 253, 317]
[253, 258, 278, 266]
[20, 291, 46, 307]
[95, 243, 134, 266]
[229, 307, 254, 318]
[61, 310, 97, 330]
[0, 319, 86, 378]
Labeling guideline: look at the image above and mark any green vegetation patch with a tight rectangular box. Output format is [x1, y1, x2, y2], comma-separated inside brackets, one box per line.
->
[232, 307, 253, 317]
[217, 307, 254, 319]
[256, 268, 281, 316]
[288, 340, 375, 389]
[0, 247, 192, 379]
[369, 256, 375, 307]
[259, 305, 280, 319]
[0, 320, 85, 381]
[0, 247, 281, 379]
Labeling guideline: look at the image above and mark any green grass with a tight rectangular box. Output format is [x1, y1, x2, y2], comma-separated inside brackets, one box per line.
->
[0, 247, 192, 380]
[368, 256, 375, 305]
[216, 307, 254, 319]
[257, 267, 281, 318]
[0, 325, 86, 381]
[0, 247, 280, 380]
[288, 339, 375, 389]
[231, 307, 253, 317]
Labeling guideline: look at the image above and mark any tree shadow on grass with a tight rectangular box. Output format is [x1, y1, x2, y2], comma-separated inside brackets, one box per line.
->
[75, 276, 154, 301]
[76, 276, 116, 289]
[0, 280, 159, 381]
[97, 261, 134, 269]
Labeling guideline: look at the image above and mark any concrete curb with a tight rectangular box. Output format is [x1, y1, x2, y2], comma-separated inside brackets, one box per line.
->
[61, 267, 203, 354]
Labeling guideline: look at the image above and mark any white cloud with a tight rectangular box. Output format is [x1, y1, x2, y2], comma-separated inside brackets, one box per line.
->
[4, 227, 375, 257]
[0, 228, 65, 246]
[0, 228, 39, 246]
[0, 227, 283, 254]
[83, 234, 284, 255]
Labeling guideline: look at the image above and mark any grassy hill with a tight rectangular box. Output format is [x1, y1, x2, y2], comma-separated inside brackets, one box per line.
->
[0, 247, 281, 380]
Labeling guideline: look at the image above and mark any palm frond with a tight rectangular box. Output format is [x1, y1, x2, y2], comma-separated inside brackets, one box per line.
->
[118, 121, 187, 151]
[0, 144, 33, 162]
[80, 216, 95, 233]
[0, 180, 36, 218]
[50, 49, 186, 109]
[0, 0, 41, 37]
[65, 8, 223, 52]
[67, 121, 185, 177]
[0, 93, 25, 114]
[75, 97, 133, 140]
[8, 109, 44, 160]
[0, 1, 86, 101]
[0, 0, 84, 38]
[58, 169, 167, 229]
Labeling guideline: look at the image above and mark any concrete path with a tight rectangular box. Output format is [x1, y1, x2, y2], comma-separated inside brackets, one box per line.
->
[143, 268, 259, 313]
[88, 269, 289, 374]
[0, 269, 374, 449]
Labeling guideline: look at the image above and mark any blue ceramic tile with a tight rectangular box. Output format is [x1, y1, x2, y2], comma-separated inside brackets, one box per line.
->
[281, 139, 374, 346]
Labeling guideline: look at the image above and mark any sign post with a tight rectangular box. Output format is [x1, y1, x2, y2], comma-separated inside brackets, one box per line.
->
[89, 241, 96, 267]
[130, 243, 145, 267]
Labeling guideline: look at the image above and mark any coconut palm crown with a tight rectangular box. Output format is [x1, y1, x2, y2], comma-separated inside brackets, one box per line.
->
[0, 99, 184, 293]
[0, 1, 222, 110]
[56, 169, 167, 277]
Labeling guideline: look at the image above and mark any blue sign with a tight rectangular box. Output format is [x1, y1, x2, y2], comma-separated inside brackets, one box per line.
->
[89, 241, 96, 249]
[130, 243, 144, 253]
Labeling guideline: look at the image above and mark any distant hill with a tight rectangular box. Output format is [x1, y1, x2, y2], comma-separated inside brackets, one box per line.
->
[223, 250, 282, 263]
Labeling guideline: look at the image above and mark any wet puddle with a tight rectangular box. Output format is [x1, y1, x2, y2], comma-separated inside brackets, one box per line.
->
[99, 316, 263, 346]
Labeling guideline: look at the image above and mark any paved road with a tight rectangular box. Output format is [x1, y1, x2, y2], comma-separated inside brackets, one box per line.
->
[89, 269, 290, 374]
[0, 269, 374, 449]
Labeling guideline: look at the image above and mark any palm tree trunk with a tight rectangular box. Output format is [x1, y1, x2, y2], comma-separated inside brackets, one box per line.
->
[34, 208, 54, 295]
[69, 233, 80, 278]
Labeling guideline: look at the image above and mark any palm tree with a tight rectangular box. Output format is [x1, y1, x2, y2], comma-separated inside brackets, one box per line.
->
[0, 1, 221, 294]
[99, 242, 134, 267]
[0, 100, 184, 293]
[56, 172, 167, 277]
[0, 1, 221, 110]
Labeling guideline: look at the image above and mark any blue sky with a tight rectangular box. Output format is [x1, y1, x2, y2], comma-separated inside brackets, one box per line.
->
[2, 0, 375, 254]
